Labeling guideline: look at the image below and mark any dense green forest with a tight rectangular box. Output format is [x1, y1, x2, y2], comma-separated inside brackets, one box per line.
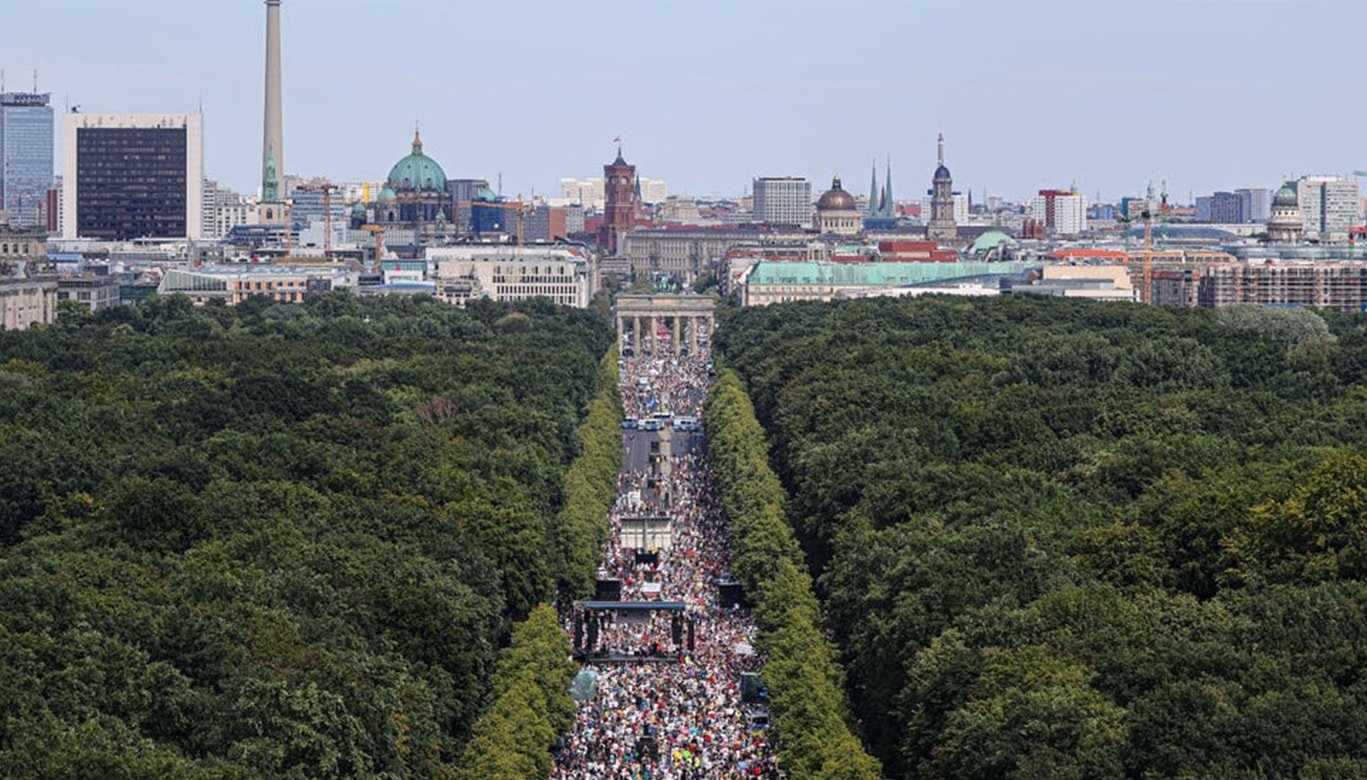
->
[716, 297, 1367, 779]
[705, 370, 881, 780]
[456, 349, 621, 780]
[0, 294, 611, 778]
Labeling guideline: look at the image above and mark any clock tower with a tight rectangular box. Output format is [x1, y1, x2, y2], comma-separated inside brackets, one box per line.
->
[599, 143, 636, 254]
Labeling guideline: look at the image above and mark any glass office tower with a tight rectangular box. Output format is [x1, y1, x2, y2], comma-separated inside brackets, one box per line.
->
[0, 92, 54, 227]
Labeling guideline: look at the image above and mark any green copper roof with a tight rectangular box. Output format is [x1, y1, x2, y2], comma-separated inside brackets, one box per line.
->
[1273, 182, 1298, 207]
[387, 130, 447, 193]
[971, 230, 1014, 253]
[748, 260, 1034, 287]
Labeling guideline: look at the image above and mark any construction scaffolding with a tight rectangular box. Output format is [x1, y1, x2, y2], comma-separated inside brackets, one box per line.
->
[1148, 261, 1367, 312]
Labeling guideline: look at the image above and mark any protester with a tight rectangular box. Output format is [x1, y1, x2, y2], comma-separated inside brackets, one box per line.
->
[555, 346, 779, 779]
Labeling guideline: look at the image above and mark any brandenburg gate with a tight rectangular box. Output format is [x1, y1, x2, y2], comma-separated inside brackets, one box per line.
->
[613, 294, 717, 356]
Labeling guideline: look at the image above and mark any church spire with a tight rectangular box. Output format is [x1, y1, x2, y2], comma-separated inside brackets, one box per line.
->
[412, 121, 423, 155]
[883, 155, 893, 218]
[868, 158, 879, 216]
[262, 147, 279, 203]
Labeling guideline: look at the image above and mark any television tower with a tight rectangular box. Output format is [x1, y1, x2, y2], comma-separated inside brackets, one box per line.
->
[261, 0, 284, 190]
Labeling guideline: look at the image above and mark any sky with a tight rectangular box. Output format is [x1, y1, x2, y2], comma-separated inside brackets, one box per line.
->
[4, 0, 1365, 202]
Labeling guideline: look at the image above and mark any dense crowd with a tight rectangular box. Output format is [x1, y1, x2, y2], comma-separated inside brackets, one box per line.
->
[554, 347, 780, 779]
[622, 350, 712, 420]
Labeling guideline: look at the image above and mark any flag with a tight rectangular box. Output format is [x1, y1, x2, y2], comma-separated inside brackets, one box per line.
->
[612, 136, 622, 144]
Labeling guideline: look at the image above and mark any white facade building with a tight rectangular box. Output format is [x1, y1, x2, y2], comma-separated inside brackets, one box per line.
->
[559, 177, 605, 209]
[202, 179, 252, 239]
[62, 113, 203, 240]
[1236, 187, 1272, 223]
[1031, 192, 1088, 235]
[752, 177, 811, 227]
[558, 176, 666, 209]
[428, 246, 595, 307]
[157, 263, 357, 305]
[639, 177, 667, 204]
[1297, 176, 1359, 240]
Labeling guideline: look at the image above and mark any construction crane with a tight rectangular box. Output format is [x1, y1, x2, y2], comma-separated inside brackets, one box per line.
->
[1115, 207, 1156, 304]
[1142, 208, 1154, 304]
[361, 224, 386, 274]
[294, 183, 341, 258]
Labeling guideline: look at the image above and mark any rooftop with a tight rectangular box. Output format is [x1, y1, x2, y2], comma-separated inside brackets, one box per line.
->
[748, 260, 1036, 287]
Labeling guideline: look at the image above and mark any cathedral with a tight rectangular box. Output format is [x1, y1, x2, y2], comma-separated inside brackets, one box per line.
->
[372, 127, 453, 226]
[349, 127, 462, 252]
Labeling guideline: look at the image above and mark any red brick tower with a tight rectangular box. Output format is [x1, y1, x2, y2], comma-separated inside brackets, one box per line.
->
[599, 143, 636, 254]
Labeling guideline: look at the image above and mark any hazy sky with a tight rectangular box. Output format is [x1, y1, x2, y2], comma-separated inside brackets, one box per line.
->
[4, 0, 1363, 202]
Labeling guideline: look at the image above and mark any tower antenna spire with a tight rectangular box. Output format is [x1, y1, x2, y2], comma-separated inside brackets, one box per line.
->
[937, 132, 944, 167]
[262, 0, 285, 193]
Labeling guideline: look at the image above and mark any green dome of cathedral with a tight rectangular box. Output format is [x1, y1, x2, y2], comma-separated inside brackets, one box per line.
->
[386, 128, 447, 193]
[1273, 182, 1298, 208]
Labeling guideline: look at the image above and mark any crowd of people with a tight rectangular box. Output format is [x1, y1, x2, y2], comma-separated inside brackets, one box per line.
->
[554, 347, 780, 779]
[622, 351, 712, 420]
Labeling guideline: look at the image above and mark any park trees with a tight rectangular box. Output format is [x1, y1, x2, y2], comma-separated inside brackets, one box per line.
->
[0, 293, 610, 774]
[717, 295, 1367, 777]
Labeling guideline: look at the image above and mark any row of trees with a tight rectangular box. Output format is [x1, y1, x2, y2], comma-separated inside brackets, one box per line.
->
[552, 348, 623, 600]
[716, 296, 1367, 778]
[455, 346, 627, 778]
[0, 293, 611, 776]
[704, 370, 881, 780]
[454, 604, 577, 780]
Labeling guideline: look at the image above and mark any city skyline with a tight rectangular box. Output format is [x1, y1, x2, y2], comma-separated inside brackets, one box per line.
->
[3, 0, 1365, 201]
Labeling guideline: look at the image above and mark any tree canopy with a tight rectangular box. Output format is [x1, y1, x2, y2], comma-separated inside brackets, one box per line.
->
[705, 370, 881, 780]
[716, 295, 1367, 778]
[0, 293, 611, 777]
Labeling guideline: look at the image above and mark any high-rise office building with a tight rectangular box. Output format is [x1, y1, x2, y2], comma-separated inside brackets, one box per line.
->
[0, 92, 54, 227]
[752, 177, 811, 227]
[637, 177, 668, 205]
[1210, 191, 1244, 223]
[1236, 187, 1271, 223]
[1194, 195, 1213, 222]
[560, 177, 605, 209]
[1032, 189, 1087, 235]
[201, 178, 251, 239]
[62, 113, 204, 240]
[1297, 176, 1358, 239]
